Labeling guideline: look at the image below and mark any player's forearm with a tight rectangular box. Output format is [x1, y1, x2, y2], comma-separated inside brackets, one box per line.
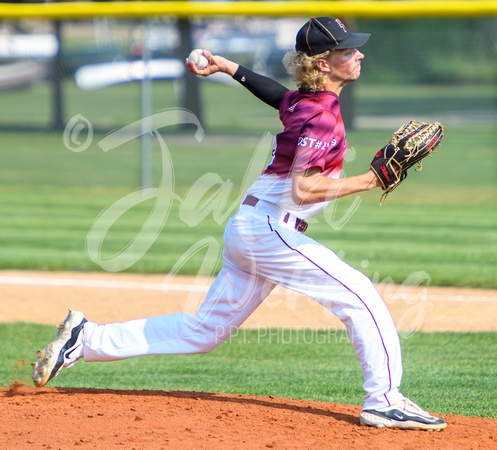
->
[186, 51, 287, 109]
[186, 51, 239, 78]
[232, 65, 289, 110]
[292, 170, 380, 205]
[215, 57, 239, 77]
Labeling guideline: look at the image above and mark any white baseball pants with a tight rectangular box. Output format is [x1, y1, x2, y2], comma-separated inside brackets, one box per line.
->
[82, 201, 404, 409]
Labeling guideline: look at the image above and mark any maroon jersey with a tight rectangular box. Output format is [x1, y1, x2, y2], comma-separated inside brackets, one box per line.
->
[264, 89, 347, 179]
[246, 89, 349, 218]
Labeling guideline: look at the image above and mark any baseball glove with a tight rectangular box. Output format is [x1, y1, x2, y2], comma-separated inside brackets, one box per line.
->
[370, 120, 444, 204]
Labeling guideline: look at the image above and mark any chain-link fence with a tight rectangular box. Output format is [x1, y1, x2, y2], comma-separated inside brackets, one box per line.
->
[0, 15, 495, 132]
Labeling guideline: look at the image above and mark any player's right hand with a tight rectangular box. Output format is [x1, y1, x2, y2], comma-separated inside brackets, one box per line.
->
[185, 51, 239, 78]
[186, 50, 217, 76]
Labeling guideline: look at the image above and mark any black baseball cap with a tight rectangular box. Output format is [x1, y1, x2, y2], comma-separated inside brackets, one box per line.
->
[296, 17, 370, 56]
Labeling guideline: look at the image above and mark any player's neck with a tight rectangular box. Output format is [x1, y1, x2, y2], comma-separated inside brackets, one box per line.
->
[320, 79, 348, 97]
[323, 77, 357, 97]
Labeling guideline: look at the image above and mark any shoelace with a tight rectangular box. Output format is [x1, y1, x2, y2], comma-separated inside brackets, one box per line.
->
[403, 399, 431, 417]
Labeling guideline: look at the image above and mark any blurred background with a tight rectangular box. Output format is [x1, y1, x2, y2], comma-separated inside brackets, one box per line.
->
[0, 9, 495, 131]
[0, 2, 495, 287]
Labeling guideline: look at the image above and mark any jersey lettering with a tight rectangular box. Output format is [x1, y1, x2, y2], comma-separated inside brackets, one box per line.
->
[298, 137, 335, 151]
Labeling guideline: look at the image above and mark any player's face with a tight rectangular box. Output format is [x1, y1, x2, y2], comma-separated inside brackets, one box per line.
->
[328, 48, 364, 84]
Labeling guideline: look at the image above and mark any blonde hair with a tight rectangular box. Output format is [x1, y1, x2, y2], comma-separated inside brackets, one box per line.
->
[282, 49, 333, 92]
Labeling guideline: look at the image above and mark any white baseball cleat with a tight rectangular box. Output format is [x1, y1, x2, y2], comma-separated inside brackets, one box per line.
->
[31, 310, 87, 387]
[359, 398, 447, 431]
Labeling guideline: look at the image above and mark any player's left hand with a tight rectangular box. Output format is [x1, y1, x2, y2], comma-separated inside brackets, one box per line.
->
[370, 120, 444, 204]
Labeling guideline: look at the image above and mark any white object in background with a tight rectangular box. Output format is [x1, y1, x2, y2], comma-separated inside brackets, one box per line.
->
[75, 59, 185, 90]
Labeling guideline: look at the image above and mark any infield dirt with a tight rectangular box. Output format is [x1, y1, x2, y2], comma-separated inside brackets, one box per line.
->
[1, 270, 496, 449]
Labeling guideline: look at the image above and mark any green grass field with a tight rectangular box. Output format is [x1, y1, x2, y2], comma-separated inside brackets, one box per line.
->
[0, 84, 495, 285]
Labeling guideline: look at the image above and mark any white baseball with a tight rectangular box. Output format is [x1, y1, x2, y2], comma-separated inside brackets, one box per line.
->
[188, 49, 209, 69]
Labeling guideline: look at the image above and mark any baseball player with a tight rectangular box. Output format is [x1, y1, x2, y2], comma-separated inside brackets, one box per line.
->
[32, 17, 446, 431]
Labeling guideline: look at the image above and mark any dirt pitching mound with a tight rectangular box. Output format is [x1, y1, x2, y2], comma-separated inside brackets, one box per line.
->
[2, 386, 496, 449]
